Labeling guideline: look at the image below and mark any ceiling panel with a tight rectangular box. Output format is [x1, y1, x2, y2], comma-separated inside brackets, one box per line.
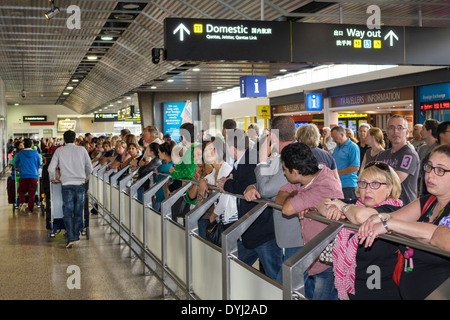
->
[0, 0, 448, 114]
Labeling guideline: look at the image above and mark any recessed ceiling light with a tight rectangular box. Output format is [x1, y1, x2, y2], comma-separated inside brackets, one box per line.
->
[63, 92, 69, 95]
[126, 97, 131, 100]
[192, 68, 200, 72]
[151, 86, 157, 89]
[122, 3, 140, 9]
[217, 86, 223, 89]
[280, 69, 287, 72]
[14, 103, 19, 106]
[72, 79, 79, 82]
[101, 35, 114, 41]
[66, 86, 73, 90]
[167, 79, 174, 82]
[87, 55, 97, 60]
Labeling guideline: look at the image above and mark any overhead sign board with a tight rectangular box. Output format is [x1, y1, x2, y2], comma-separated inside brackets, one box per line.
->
[23, 116, 47, 122]
[118, 105, 134, 120]
[164, 18, 291, 62]
[240, 75, 267, 98]
[291, 23, 405, 65]
[165, 18, 450, 66]
[94, 113, 118, 122]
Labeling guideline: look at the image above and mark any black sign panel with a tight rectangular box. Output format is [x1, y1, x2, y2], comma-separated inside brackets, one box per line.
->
[94, 113, 118, 122]
[291, 23, 405, 65]
[23, 116, 47, 121]
[405, 27, 450, 66]
[164, 18, 450, 66]
[164, 18, 291, 62]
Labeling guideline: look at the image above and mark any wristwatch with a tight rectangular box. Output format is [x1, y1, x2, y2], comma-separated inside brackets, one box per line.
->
[378, 214, 391, 232]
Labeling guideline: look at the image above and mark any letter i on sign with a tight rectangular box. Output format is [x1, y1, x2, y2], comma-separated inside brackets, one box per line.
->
[254, 79, 259, 94]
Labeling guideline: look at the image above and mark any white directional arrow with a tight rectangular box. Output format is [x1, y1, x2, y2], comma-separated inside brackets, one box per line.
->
[173, 23, 190, 41]
[384, 30, 399, 46]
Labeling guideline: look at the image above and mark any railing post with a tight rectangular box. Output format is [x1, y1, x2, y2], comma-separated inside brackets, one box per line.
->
[185, 191, 221, 294]
[282, 221, 343, 300]
[221, 203, 268, 300]
[160, 182, 192, 297]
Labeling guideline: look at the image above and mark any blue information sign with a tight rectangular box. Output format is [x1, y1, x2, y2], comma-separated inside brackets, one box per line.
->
[306, 93, 323, 111]
[240, 75, 267, 98]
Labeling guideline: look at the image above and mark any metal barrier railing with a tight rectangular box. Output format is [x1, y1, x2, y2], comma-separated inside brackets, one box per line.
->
[88, 163, 450, 300]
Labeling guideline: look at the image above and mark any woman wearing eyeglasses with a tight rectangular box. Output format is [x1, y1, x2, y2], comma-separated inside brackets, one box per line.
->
[359, 144, 450, 300]
[317, 161, 403, 300]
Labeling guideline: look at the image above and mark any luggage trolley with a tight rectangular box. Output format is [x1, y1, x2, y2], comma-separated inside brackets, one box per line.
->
[41, 152, 89, 242]
[11, 169, 43, 214]
[46, 181, 90, 242]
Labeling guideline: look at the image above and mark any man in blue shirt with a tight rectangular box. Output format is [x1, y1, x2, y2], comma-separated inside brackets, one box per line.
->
[331, 126, 360, 199]
[14, 138, 42, 213]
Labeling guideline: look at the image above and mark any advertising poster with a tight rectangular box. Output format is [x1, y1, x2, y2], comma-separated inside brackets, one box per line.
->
[163, 101, 192, 141]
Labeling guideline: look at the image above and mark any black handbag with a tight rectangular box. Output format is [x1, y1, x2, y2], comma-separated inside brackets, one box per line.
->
[206, 220, 224, 247]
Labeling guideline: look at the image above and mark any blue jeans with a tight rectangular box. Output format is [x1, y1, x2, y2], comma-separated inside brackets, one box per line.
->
[237, 238, 282, 281]
[276, 246, 302, 283]
[304, 267, 338, 300]
[62, 184, 86, 243]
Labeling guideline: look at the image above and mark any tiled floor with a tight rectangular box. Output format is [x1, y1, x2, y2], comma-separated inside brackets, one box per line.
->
[0, 175, 165, 300]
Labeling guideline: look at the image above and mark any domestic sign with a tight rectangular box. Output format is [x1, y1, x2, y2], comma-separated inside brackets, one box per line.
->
[94, 113, 118, 122]
[164, 18, 291, 62]
[305, 93, 323, 111]
[240, 75, 267, 98]
[23, 116, 47, 122]
[291, 23, 405, 65]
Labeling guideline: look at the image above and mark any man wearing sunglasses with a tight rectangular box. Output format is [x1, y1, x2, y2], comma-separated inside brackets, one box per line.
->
[376, 115, 420, 205]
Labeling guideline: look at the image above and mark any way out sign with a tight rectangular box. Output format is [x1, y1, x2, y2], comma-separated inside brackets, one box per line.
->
[240, 75, 267, 98]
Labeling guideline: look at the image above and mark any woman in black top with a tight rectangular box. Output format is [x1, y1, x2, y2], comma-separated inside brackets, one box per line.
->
[359, 144, 450, 300]
[318, 161, 403, 300]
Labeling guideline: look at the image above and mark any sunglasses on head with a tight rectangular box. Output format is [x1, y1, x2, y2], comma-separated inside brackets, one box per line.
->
[365, 161, 390, 172]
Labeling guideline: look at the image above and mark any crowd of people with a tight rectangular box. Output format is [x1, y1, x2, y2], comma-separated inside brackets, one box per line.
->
[9, 116, 450, 300]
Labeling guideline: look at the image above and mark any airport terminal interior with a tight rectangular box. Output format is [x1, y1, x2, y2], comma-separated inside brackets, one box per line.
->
[0, 0, 449, 302]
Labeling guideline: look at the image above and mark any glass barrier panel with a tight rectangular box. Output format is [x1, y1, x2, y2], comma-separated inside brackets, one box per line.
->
[132, 200, 144, 244]
[166, 220, 186, 285]
[192, 237, 222, 300]
[146, 207, 162, 261]
[229, 260, 282, 300]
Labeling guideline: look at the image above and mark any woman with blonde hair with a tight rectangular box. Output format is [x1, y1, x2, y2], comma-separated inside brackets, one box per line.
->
[296, 124, 339, 181]
[360, 127, 385, 169]
[317, 161, 403, 300]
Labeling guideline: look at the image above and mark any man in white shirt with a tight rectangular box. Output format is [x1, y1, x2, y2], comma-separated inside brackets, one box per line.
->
[48, 130, 93, 248]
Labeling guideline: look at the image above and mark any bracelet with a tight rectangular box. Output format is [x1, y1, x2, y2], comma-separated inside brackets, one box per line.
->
[378, 213, 389, 223]
[382, 220, 391, 233]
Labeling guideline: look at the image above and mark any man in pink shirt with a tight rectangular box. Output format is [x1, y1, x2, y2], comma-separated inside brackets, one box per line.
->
[276, 142, 343, 300]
